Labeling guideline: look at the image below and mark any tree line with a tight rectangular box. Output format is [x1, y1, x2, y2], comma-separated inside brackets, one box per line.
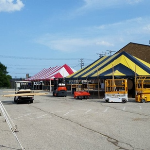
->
[0, 62, 12, 88]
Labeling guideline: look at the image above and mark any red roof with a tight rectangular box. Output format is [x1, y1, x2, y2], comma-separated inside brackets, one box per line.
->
[26, 64, 76, 81]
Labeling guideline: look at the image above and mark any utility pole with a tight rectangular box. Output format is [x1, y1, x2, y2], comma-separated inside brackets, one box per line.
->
[80, 58, 84, 69]
[96, 53, 104, 58]
[106, 50, 116, 56]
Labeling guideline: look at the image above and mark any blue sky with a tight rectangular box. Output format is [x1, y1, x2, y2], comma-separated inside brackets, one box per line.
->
[0, 0, 150, 78]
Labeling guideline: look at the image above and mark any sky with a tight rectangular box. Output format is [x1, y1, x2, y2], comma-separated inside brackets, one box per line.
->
[0, 0, 150, 78]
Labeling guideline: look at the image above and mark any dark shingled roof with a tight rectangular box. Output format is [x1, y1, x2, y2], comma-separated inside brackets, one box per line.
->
[117, 42, 150, 63]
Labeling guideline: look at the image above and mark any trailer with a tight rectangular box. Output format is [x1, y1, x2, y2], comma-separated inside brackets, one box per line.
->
[14, 81, 34, 104]
[104, 79, 128, 103]
[74, 91, 90, 100]
[135, 76, 150, 103]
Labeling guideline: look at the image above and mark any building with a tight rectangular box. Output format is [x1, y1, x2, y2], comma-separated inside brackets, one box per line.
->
[117, 42, 150, 63]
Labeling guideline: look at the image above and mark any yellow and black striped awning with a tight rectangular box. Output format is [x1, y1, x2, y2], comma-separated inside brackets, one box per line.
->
[66, 51, 150, 79]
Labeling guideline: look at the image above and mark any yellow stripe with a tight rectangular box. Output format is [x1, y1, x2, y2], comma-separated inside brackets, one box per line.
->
[82, 54, 119, 78]
[105, 70, 125, 76]
[74, 56, 108, 78]
[67, 53, 150, 79]
[91, 54, 122, 77]
[92, 55, 124, 77]
[92, 55, 150, 77]
[134, 56, 150, 68]
[66, 68, 83, 78]
[123, 56, 150, 75]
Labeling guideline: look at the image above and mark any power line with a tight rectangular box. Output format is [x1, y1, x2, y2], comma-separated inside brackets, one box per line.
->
[72, 63, 80, 68]
[0, 55, 95, 62]
[0, 55, 80, 60]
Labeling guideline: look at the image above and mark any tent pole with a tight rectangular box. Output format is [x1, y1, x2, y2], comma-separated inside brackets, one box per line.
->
[71, 81, 72, 94]
[87, 78, 89, 93]
[50, 79, 51, 92]
[38, 80, 39, 90]
[112, 64, 114, 91]
[98, 78, 100, 99]
[97, 67, 100, 99]
[135, 65, 137, 97]
[77, 78, 79, 91]
[32, 81, 34, 90]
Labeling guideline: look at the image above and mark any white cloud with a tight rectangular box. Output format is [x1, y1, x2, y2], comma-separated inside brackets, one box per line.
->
[95, 17, 150, 46]
[143, 24, 150, 32]
[79, 0, 143, 10]
[96, 41, 114, 46]
[127, 0, 143, 4]
[97, 17, 150, 35]
[35, 17, 150, 53]
[35, 34, 114, 52]
[0, 0, 24, 12]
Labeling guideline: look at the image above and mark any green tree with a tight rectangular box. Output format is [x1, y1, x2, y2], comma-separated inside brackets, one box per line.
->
[0, 62, 12, 88]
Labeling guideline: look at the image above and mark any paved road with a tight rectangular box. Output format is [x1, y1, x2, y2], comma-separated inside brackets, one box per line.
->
[0, 89, 150, 150]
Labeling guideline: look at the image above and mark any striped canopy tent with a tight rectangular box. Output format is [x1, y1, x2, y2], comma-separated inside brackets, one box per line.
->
[27, 64, 76, 81]
[43, 64, 76, 80]
[27, 68, 51, 81]
[66, 51, 150, 80]
[39, 66, 61, 80]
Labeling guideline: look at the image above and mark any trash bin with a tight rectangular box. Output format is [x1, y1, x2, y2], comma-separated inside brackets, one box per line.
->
[72, 88, 76, 94]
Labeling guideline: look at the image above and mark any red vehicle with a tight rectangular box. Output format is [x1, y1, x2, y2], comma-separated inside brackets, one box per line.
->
[74, 91, 90, 99]
[53, 78, 67, 97]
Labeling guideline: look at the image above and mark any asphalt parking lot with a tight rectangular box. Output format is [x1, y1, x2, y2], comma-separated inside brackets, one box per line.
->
[0, 89, 150, 150]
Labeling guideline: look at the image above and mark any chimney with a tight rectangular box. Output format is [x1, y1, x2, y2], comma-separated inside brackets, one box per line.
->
[26, 74, 29, 79]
